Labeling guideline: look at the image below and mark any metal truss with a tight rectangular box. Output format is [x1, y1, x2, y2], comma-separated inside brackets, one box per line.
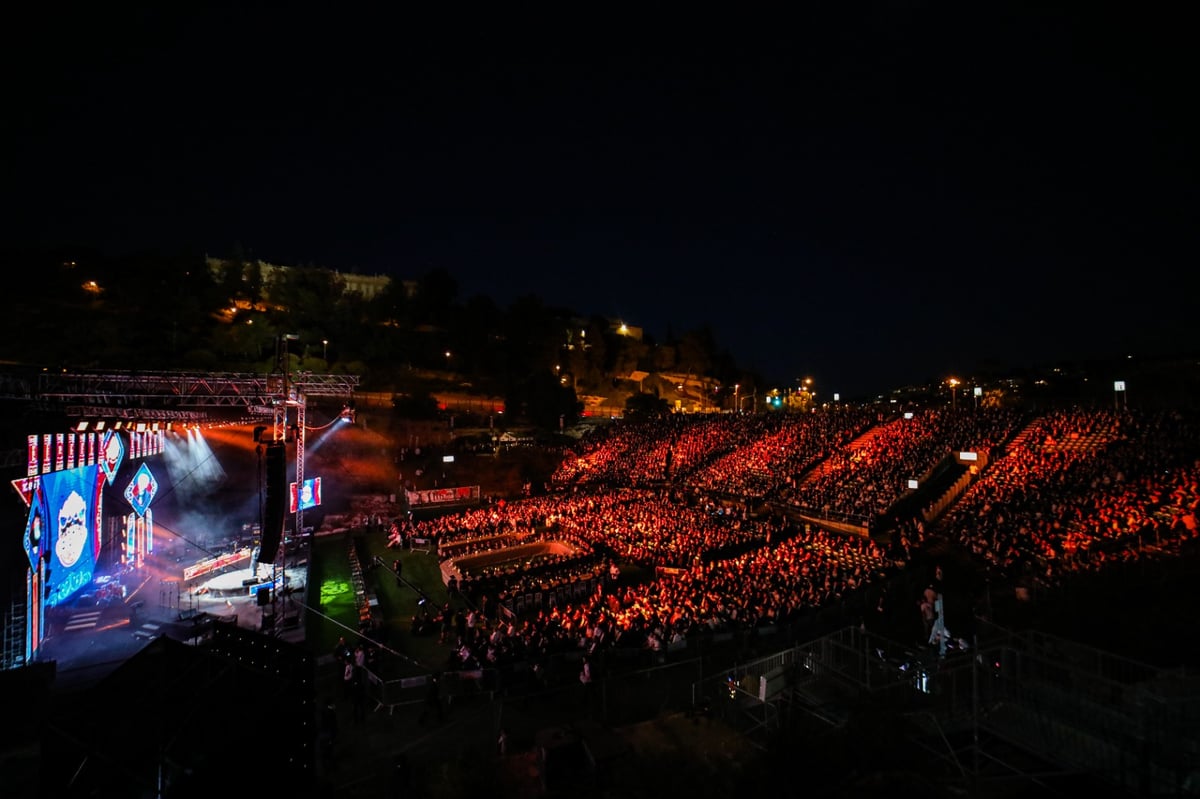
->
[35, 370, 359, 415]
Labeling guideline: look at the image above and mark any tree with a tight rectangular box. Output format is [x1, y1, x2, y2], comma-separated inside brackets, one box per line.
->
[413, 267, 459, 327]
[625, 391, 671, 417]
[455, 294, 504, 388]
[217, 245, 248, 302]
[676, 326, 717, 379]
[245, 258, 264, 305]
[508, 370, 580, 429]
[263, 265, 346, 343]
[392, 392, 440, 419]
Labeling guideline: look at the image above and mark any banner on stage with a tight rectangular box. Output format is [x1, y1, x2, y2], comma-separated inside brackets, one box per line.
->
[405, 485, 480, 507]
[184, 547, 252, 581]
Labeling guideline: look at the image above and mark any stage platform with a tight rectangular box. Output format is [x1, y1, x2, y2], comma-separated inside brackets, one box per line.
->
[190, 563, 304, 600]
[184, 563, 308, 636]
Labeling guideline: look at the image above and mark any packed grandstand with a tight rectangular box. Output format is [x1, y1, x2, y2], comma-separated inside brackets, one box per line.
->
[387, 404, 1199, 676]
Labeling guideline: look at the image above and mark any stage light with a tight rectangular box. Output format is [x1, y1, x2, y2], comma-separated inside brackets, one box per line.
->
[94, 421, 106, 431]
[136, 422, 148, 433]
[113, 421, 123, 430]
[75, 421, 89, 432]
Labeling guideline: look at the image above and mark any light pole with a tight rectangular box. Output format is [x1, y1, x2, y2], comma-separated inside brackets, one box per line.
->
[322, 339, 328, 361]
[797, 377, 813, 412]
[948, 378, 960, 411]
[734, 384, 739, 414]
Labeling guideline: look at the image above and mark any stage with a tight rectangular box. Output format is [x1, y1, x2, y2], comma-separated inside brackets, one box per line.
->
[186, 561, 307, 621]
[196, 564, 283, 598]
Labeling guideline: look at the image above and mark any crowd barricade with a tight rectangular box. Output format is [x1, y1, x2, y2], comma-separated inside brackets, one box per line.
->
[498, 574, 600, 617]
[361, 596, 873, 720]
[366, 669, 430, 714]
[367, 667, 495, 714]
[347, 536, 382, 632]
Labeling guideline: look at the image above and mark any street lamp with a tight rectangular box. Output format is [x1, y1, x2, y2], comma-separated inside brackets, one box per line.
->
[734, 384, 739, 414]
[322, 339, 328, 360]
[948, 378, 960, 411]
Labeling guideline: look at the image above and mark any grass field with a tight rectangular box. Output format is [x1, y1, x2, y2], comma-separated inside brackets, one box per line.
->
[300, 415, 567, 673]
[307, 530, 459, 676]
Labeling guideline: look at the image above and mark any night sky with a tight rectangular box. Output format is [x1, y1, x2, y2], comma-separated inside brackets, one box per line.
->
[5, 6, 1196, 398]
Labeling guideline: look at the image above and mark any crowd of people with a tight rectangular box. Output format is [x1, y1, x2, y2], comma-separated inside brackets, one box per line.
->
[939, 407, 1200, 589]
[780, 406, 1028, 526]
[372, 405, 1199, 682]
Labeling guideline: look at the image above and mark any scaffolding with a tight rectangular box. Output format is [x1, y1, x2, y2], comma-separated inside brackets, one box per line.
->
[693, 624, 1200, 797]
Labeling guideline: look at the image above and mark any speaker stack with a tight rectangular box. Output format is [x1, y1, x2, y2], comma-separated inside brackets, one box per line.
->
[260, 441, 286, 564]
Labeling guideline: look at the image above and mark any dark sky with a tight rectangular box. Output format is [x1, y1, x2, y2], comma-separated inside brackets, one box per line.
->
[5, 6, 1196, 398]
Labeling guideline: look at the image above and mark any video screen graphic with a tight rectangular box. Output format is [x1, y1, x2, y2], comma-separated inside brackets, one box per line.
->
[123, 462, 159, 517]
[290, 476, 321, 513]
[35, 465, 102, 607]
[100, 429, 125, 485]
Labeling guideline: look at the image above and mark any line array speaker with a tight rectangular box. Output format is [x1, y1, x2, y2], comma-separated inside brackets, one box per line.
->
[260, 441, 286, 564]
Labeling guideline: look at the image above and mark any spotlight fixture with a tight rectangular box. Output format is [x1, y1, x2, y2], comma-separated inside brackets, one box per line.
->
[75, 421, 89, 432]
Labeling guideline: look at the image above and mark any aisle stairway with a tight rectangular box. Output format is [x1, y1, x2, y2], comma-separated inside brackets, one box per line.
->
[798, 424, 886, 488]
[1005, 418, 1043, 452]
[1007, 416, 1118, 455]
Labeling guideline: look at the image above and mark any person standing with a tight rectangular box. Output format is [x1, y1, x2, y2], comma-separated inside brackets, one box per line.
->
[419, 672, 443, 724]
[919, 591, 936, 643]
[351, 664, 368, 724]
[579, 656, 593, 685]
[342, 657, 356, 700]
[333, 636, 351, 666]
[929, 592, 950, 657]
[438, 604, 453, 644]
[319, 699, 338, 763]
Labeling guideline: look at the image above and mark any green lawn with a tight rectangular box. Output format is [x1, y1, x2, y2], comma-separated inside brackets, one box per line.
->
[306, 532, 456, 676]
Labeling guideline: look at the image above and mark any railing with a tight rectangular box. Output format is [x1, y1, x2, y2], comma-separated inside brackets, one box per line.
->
[930, 623, 1200, 796]
[348, 537, 380, 633]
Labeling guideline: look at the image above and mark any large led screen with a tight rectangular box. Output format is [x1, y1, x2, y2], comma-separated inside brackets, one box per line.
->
[36, 465, 102, 607]
[290, 476, 321, 513]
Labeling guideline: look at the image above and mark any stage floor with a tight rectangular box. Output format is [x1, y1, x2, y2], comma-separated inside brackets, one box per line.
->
[198, 565, 279, 597]
[35, 561, 309, 690]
